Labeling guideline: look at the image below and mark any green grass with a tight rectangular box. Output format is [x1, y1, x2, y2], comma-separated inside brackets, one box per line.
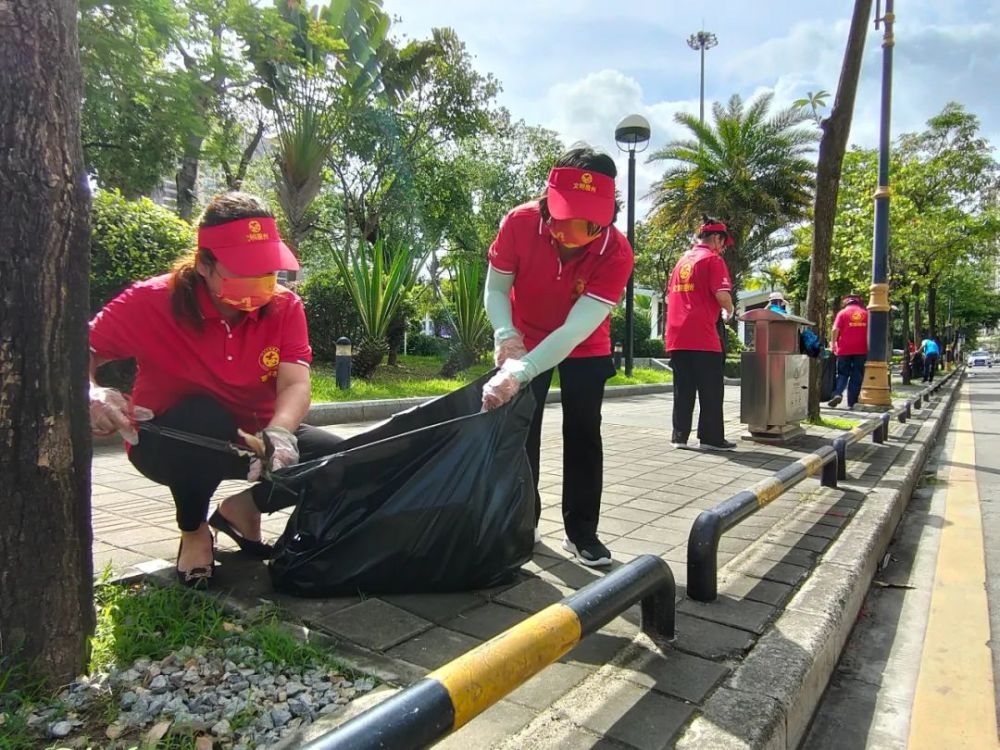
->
[310, 354, 671, 401]
[809, 416, 862, 430]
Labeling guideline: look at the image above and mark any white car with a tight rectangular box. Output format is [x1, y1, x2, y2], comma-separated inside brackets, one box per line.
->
[967, 350, 992, 368]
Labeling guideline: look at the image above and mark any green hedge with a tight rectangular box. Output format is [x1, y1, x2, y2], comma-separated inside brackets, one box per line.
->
[298, 270, 365, 363]
[90, 190, 193, 313]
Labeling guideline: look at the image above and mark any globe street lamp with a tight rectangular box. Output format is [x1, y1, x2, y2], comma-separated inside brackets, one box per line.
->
[859, 0, 895, 407]
[687, 30, 718, 125]
[615, 114, 652, 377]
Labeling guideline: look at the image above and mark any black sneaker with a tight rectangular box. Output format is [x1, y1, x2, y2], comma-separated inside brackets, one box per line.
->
[670, 440, 688, 449]
[828, 395, 843, 408]
[562, 537, 612, 567]
[696, 439, 736, 452]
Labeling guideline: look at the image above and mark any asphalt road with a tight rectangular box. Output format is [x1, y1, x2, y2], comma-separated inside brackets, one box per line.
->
[802, 367, 1000, 749]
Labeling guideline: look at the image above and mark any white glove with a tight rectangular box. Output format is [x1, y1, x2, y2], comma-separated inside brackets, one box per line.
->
[89, 386, 153, 445]
[721, 308, 732, 322]
[482, 359, 529, 411]
[494, 333, 528, 367]
[247, 426, 299, 481]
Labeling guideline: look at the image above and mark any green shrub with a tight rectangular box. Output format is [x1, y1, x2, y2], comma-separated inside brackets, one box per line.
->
[611, 306, 653, 350]
[298, 269, 365, 363]
[635, 337, 667, 358]
[724, 325, 746, 353]
[406, 332, 449, 357]
[90, 190, 194, 313]
[724, 357, 741, 378]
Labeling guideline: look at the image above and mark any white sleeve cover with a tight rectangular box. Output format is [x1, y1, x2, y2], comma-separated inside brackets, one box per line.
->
[519, 296, 613, 382]
[484, 264, 519, 343]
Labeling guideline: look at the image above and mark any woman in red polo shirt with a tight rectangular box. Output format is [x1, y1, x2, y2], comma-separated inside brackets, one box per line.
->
[481, 145, 634, 567]
[88, 192, 342, 586]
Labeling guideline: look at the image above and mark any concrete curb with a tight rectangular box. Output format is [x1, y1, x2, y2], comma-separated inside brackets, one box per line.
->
[305, 379, 739, 427]
[673, 373, 963, 749]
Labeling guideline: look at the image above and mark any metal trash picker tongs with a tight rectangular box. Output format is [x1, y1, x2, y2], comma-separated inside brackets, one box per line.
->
[137, 422, 274, 464]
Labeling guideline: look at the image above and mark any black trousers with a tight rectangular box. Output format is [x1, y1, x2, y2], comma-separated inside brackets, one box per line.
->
[525, 356, 615, 544]
[128, 396, 343, 531]
[923, 353, 939, 382]
[669, 349, 725, 445]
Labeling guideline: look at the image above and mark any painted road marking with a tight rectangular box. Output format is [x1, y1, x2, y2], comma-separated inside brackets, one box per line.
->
[909, 387, 999, 749]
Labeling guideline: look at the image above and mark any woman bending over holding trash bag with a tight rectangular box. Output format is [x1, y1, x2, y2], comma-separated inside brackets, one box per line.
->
[88, 192, 342, 587]
[482, 145, 634, 567]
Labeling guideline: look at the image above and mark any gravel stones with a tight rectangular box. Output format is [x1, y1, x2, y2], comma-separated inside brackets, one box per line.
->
[23, 644, 376, 749]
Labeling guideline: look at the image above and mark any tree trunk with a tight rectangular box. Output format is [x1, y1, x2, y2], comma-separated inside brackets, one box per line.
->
[805, 0, 873, 420]
[900, 296, 912, 384]
[175, 133, 204, 222]
[0, 0, 95, 689]
[912, 282, 922, 343]
[927, 283, 937, 339]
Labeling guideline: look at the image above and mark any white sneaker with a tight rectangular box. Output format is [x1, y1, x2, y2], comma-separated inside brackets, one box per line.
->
[534, 527, 542, 544]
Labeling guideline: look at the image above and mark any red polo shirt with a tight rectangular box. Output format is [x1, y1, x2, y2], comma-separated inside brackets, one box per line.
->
[487, 202, 634, 357]
[665, 244, 732, 353]
[89, 273, 312, 432]
[833, 304, 868, 356]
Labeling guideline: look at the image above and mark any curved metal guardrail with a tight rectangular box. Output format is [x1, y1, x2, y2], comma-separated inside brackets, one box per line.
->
[302, 554, 675, 750]
[687, 368, 960, 602]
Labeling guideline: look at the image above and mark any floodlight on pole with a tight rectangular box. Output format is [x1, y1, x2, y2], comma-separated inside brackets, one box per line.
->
[615, 114, 652, 378]
[687, 30, 718, 125]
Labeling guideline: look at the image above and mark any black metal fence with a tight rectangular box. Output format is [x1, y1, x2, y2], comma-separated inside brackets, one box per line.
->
[302, 555, 675, 750]
[687, 368, 959, 601]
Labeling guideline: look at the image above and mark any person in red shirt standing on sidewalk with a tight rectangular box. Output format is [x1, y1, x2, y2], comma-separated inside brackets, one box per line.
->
[480, 145, 634, 567]
[88, 192, 343, 587]
[664, 217, 736, 451]
[828, 294, 869, 408]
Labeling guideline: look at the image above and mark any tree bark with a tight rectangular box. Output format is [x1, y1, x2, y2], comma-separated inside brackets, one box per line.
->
[175, 133, 204, 222]
[912, 282, 922, 343]
[900, 296, 912, 384]
[805, 0, 872, 420]
[0, 0, 95, 688]
[927, 282, 937, 339]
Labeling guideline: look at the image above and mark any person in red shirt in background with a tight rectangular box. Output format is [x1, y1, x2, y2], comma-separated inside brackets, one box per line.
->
[664, 216, 736, 451]
[481, 145, 634, 567]
[828, 294, 869, 408]
[88, 192, 342, 586]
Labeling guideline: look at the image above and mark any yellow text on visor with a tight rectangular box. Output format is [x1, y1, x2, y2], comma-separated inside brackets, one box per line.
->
[216, 274, 277, 311]
[549, 219, 602, 248]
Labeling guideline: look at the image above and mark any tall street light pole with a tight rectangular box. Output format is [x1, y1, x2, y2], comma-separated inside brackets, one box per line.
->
[859, 0, 895, 407]
[687, 30, 718, 125]
[615, 115, 652, 377]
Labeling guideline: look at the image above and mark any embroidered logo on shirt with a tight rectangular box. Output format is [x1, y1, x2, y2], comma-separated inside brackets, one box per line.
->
[259, 346, 280, 370]
[678, 262, 694, 282]
[849, 311, 866, 327]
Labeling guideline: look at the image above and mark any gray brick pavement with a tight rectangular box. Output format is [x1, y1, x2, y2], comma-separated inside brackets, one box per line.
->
[91, 378, 946, 748]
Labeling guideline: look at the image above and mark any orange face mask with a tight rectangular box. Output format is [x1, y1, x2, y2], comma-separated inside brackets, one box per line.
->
[216, 274, 277, 311]
[549, 219, 602, 248]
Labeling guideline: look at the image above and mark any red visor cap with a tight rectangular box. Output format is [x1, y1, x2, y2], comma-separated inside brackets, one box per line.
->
[700, 221, 735, 247]
[546, 167, 616, 226]
[197, 217, 300, 276]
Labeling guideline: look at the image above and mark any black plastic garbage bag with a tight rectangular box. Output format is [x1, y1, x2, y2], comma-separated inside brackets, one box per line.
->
[820, 352, 836, 401]
[267, 372, 536, 597]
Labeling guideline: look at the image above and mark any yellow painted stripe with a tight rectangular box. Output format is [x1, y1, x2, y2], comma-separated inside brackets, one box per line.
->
[909, 388, 999, 749]
[755, 478, 784, 508]
[800, 453, 825, 476]
[429, 603, 582, 730]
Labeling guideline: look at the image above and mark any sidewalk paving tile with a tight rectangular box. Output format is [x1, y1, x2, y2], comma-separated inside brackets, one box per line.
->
[86, 377, 955, 748]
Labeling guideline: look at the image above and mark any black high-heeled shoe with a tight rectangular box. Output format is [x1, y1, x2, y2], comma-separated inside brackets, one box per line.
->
[208, 509, 274, 559]
[176, 538, 214, 588]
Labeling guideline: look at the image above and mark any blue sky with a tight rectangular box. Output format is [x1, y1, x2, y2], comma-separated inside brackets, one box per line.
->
[382, 0, 1000, 218]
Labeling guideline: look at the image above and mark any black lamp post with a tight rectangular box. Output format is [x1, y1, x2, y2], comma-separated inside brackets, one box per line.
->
[687, 30, 718, 126]
[859, 0, 895, 407]
[615, 114, 652, 377]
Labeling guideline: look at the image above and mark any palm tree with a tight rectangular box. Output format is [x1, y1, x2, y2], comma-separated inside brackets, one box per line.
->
[647, 92, 818, 296]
